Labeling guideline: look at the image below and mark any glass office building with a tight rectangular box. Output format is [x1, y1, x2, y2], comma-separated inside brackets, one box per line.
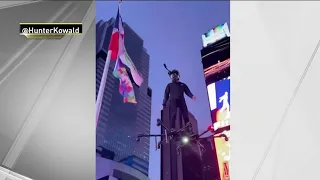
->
[120, 155, 149, 176]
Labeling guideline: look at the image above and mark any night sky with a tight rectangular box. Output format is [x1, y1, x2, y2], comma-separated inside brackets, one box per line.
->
[96, 1, 230, 179]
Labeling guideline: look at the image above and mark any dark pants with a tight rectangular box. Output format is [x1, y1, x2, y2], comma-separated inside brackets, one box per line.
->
[169, 99, 190, 129]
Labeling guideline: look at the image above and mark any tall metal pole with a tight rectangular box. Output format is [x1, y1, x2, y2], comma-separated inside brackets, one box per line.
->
[96, 50, 112, 126]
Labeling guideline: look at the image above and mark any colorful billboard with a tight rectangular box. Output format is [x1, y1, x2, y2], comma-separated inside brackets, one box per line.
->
[202, 22, 230, 48]
[201, 22, 230, 179]
[207, 78, 230, 180]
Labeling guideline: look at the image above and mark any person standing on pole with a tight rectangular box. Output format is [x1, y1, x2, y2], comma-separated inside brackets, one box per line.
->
[162, 69, 196, 132]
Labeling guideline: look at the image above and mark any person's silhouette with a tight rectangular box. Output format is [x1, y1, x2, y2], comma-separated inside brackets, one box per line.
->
[219, 92, 229, 112]
[219, 91, 230, 119]
[162, 69, 196, 131]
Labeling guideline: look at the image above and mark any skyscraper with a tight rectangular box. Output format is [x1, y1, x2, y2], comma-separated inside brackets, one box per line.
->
[119, 155, 149, 176]
[96, 18, 152, 171]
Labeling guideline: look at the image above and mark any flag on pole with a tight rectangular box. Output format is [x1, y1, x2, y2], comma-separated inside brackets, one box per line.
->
[96, 3, 126, 126]
[108, 7, 123, 61]
[110, 5, 137, 103]
[114, 5, 143, 86]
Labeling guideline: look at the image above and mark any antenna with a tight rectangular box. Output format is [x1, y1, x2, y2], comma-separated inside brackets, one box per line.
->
[163, 64, 172, 75]
[163, 64, 168, 70]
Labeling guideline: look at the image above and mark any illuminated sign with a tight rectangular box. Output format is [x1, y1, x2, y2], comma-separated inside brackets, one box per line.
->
[207, 78, 230, 111]
[202, 22, 230, 48]
[213, 120, 230, 131]
[206, 78, 230, 180]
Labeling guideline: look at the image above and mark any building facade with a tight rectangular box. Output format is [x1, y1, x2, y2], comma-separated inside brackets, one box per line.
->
[120, 155, 149, 176]
[200, 23, 231, 180]
[96, 157, 150, 180]
[160, 108, 203, 180]
[199, 137, 220, 180]
[201, 36, 230, 85]
[188, 112, 199, 134]
[96, 18, 152, 169]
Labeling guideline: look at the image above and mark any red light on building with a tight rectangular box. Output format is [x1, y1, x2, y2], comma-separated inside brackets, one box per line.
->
[207, 125, 214, 131]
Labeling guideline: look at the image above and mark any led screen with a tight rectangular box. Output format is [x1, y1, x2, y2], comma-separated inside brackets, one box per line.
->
[207, 78, 230, 180]
[202, 22, 230, 48]
[202, 24, 230, 179]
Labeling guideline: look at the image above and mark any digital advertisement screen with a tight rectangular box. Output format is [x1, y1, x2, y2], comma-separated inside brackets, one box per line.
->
[204, 58, 230, 79]
[204, 58, 230, 86]
[207, 78, 230, 180]
[202, 22, 230, 48]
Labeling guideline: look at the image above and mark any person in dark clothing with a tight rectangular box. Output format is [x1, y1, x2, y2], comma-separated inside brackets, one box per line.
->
[162, 69, 196, 131]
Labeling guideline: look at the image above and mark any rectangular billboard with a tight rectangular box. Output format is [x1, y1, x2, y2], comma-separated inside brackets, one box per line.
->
[207, 78, 230, 180]
[202, 22, 230, 48]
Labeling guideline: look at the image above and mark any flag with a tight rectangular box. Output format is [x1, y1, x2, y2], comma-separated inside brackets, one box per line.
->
[110, 5, 140, 103]
[119, 47, 144, 86]
[114, 8, 143, 87]
[108, 7, 124, 61]
[113, 59, 137, 103]
[108, 5, 143, 86]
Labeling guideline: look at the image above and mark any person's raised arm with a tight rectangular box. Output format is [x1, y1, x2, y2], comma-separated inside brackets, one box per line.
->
[162, 84, 170, 106]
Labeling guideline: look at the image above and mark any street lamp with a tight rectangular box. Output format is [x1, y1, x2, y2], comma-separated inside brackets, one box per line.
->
[182, 136, 189, 144]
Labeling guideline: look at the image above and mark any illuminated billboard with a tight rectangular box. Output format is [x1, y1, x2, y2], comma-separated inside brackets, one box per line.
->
[202, 22, 230, 48]
[207, 78, 230, 180]
[204, 58, 230, 84]
[201, 22, 230, 179]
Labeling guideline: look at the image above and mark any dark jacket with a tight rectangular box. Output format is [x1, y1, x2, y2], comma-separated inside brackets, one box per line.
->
[162, 81, 194, 106]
